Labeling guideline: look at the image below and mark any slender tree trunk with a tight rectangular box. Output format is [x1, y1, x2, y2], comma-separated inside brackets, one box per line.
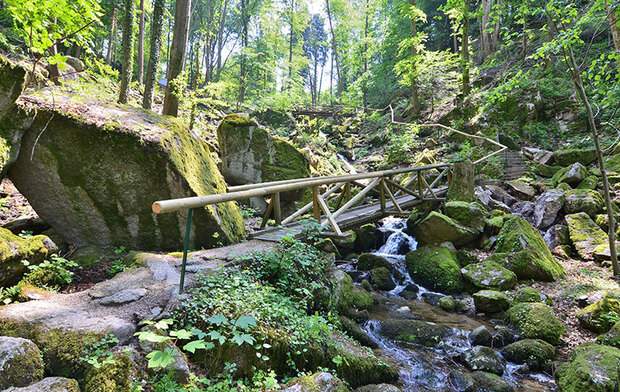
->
[318, 62, 324, 105]
[480, 0, 495, 58]
[118, 0, 135, 104]
[362, 0, 369, 109]
[238, 0, 248, 104]
[136, 0, 146, 84]
[287, 0, 295, 90]
[106, 4, 117, 65]
[329, 52, 333, 103]
[143, 0, 165, 109]
[410, 0, 420, 116]
[606, 0, 620, 70]
[326, 0, 343, 96]
[312, 56, 318, 106]
[216, 0, 229, 80]
[461, 0, 471, 98]
[163, 0, 192, 116]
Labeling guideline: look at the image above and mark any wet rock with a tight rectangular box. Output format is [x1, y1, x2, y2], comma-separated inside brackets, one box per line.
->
[0, 336, 44, 389]
[354, 384, 400, 392]
[421, 292, 444, 306]
[501, 339, 555, 371]
[556, 343, 620, 392]
[493, 216, 565, 281]
[473, 290, 511, 314]
[506, 180, 537, 200]
[552, 162, 588, 187]
[97, 288, 147, 306]
[380, 319, 449, 347]
[469, 326, 493, 347]
[566, 212, 609, 261]
[577, 293, 620, 333]
[400, 283, 419, 300]
[413, 212, 480, 247]
[439, 296, 456, 312]
[284, 372, 350, 392]
[333, 231, 357, 256]
[461, 261, 517, 291]
[471, 371, 514, 392]
[406, 246, 464, 294]
[448, 370, 475, 392]
[0, 227, 58, 287]
[444, 201, 487, 232]
[491, 326, 517, 348]
[507, 303, 565, 345]
[553, 147, 597, 166]
[357, 254, 391, 271]
[369, 267, 396, 291]
[461, 346, 505, 375]
[564, 189, 605, 217]
[2, 377, 80, 392]
[533, 189, 565, 229]
[354, 224, 381, 253]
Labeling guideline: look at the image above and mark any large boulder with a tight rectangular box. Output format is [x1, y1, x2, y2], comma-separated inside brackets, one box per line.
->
[473, 290, 511, 314]
[556, 343, 620, 392]
[552, 162, 588, 187]
[412, 212, 479, 247]
[444, 201, 487, 232]
[0, 56, 29, 175]
[405, 246, 463, 293]
[3, 377, 80, 392]
[460, 345, 505, 375]
[0, 228, 57, 287]
[0, 336, 44, 389]
[380, 319, 449, 347]
[552, 148, 597, 166]
[564, 189, 605, 217]
[501, 339, 555, 371]
[461, 261, 517, 291]
[565, 212, 609, 261]
[506, 180, 537, 200]
[217, 114, 310, 200]
[357, 253, 391, 271]
[471, 372, 514, 392]
[369, 267, 396, 291]
[7, 92, 245, 252]
[576, 293, 620, 333]
[493, 216, 565, 281]
[506, 303, 565, 345]
[283, 372, 349, 392]
[533, 189, 565, 229]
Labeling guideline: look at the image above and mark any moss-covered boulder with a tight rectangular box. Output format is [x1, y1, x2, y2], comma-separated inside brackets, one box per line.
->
[471, 371, 514, 392]
[83, 348, 137, 392]
[444, 201, 487, 232]
[473, 290, 511, 314]
[0, 56, 29, 176]
[566, 212, 609, 261]
[556, 343, 620, 392]
[357, 253, 391, 271]
[460, 345, 505, 375]
[0, 228, 57, 287]
[564, 189, 605, 217]
[596, 321, 620, 348]
[0, 336, 44, 389]
[354, 224, 381, 253]
[552, 162, 588, 187]
[412, 212, 479, 247]
[369, 267, 396, 291]
[461, 261, 517, 291]
[8, 93, 245, 252]
[217, 114, 310, 199]
[577, 175, 598, 190]
[334, 271, 374, 316]
[380, 319, 449, 347]
[405, 246, 463, 293]
[533, 163, 563, 178]
[501, 339, 555, 371]
[577, 293, 620, 333]
[513, 287, 548, 304]
[506, 303, 565, 345]
[604, 153, 620, 173]
[552, 148, 597, 166]
[283, 372, 350, 392]
[3, 377, 80, 392]
[333, 231, 357, 256]
[494, 216, 565, 281]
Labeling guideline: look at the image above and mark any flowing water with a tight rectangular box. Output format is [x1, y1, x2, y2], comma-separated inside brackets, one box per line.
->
[351, 217, 556, 392]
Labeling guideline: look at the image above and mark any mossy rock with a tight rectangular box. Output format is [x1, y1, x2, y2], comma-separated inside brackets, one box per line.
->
[564, 189, 605, 217]
[0, 336, 44, 389]
[551, 163, 588, 187]
[506, 303, 565, 345]
[532, 163, 563, 178]
[339, 316, 376, 349]
[333, 231, 357, 256]
[552, 148, 597, 166]
[357, 253, 391, 271]
[556, 343, 620, 392]
[494, 216, 564, 281]
[335, 271, 374, 315]
[0, 56, 29, 175]
[84, 349, 137, 392]
[369, 267, 396, 291]
[3, 377, 80, 392]
[604, 153, 620, 173]
[283, 372, 350, 392]
[439, 295, 457, 312]
[9, 95, 245, 251]
[405, 246, 463, 294]
[412, 212, 479, 247]
[354, 224, 380, 253]
[444, 201, 487, 232]
[596, 321, 620, 348]
[565, 212, 609, 261]
[577, 175, 598, 190]
[501, 339, 555, 371]
[484, 210, 507, 236]
[471, 371, 514, 392]
[473, 290, 511, 314]
[514, 287, 548, 304]
[461, 261, 517, 291]
[0, 228, 57, 286]
[577, 293, 620, 333]
[380, 319, 449, 347]
[460, 345, 505, 375]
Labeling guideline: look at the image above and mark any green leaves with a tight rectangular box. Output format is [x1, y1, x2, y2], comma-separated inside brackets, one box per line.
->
[146, 348, 175, 369]
[207, 314, 228, 326]
[234, 315, 257, 330]
[231, 333, 256, 346]
[182, 339, 214, 353]
[135, 331, 171, 344]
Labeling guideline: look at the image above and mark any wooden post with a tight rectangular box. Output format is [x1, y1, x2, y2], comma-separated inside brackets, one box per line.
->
[260, 200, 273, 229]
[273, 193, 282, 225]
[312, 186, 321, 221]
[379, 178, 386, 212]
[417, 171, 423, 199]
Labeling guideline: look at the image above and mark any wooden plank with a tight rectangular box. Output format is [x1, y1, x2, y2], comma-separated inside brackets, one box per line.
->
[312, 186, 321, 221]
[282, 183, 343, 225]
[383, 180, 403, 213]
[379, 178, 386, 212]
[318, 194, 343, 235]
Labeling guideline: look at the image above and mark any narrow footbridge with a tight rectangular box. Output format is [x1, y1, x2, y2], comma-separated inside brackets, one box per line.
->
[152, 106, 507, 292]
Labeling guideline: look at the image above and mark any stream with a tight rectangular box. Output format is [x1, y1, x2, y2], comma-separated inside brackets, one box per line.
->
[343, 217, 556, 392]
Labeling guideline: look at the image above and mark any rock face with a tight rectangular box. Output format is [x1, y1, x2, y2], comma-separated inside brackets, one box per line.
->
[564, 189, 604, 217]
[6, 91, 245, 252]
[556, 343, 620, 392]
[0, 336, 44, 389]
[461, 261, 517, 291]
[533, 189, 565, 229]
[565, 212, 609, 261]
[412, 212, 479, 247]
[0, 228, 58, 286]
[3, 377, 80, 392]
[494, 216, 565, 281]
[217, 114, 310, 195]
[506, 303, 565, 345]
[406, 246, 463, 293]
[0, 56, 29, 175]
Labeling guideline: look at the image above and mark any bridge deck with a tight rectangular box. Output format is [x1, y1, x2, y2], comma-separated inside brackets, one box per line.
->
[250, 187, 447, 242]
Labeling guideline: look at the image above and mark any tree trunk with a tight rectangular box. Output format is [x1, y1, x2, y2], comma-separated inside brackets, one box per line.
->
[606, 0, 620, 70]
[410, 0, 420, 116]
[136, 0, 146, 84]
[362, 0, 369, 109]
[326, 0, 343, 96]
[216, 0, 229, 80]
[461, 0, 471, 98]
[238, 0, 248, 104]
[287, 0, 295, 90]
[480, 0, 497, 59]
[142, 0, 165, 109]
[118, 0, 135, 104]
[163, 0, 192, 116]
[106, 5, 117, 65]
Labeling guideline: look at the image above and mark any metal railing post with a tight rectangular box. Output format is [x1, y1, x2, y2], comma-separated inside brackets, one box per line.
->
[179, 208, 193, 294]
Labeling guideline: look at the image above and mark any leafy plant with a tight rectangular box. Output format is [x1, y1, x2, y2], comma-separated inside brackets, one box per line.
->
[21, 254, 78, 291]
[80, 334, 119, 369]
[0, 286, 21, 305]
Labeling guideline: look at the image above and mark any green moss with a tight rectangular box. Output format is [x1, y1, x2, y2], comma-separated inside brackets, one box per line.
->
[412, 211, 479, 247]
[501, 339, 555, 371]
[84, 351, 136, 392]
[406, 246, 463, 293]
[507, 303, 565, 345]
[556, 343, 620, 392]
[564, 189, 605, 217]
[577, 176, 599, 190]
[444, 201, 487, 232]
[532, 163, 563, 178]
[565, 212, 609, 260]
[494, 216, 565, 281]
[577, 293, 620, 333]
[473, 290, 511, 314]
[380, 319, 449, 347]
[514, 287, 546, 304]
[286, 372, 349, 392]
[0, 228, 55, 286]
[369, 267, 395, 291]
[0, 337, 44, 390]
[461, 261, 517, 291]
[337, 273, 374, 313]
[553, 148, 597, 166]
[357, 253, 390, 271]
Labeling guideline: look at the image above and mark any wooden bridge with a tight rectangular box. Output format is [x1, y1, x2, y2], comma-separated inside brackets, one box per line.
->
[151, 105, 507, 292]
